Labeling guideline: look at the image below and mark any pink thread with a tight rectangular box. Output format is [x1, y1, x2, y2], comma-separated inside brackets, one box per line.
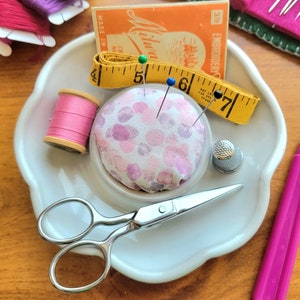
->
[44, 90, 100, 154]
[0, 0, 50, 36]
[19, 0, 81, 17]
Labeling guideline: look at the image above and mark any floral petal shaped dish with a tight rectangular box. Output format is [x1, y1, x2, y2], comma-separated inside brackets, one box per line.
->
[14, 32, 286, 283]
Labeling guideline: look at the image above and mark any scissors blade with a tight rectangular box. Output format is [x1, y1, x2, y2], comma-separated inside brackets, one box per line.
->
[172, 183, 243, 214]
[133, 184, 243, 227]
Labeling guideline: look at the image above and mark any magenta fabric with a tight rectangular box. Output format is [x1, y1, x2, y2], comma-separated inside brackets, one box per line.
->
[230, 0, 300, 39]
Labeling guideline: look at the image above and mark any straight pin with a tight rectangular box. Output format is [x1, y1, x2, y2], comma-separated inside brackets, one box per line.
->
[192, 90, 223, 126]
[156, 77, 176, 118]
[269, 0, 281, 13]
[138, 54, 148, 96]
[280, 0, 297, 15]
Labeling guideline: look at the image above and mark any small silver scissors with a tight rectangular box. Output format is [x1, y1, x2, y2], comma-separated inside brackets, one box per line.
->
[37, 184, 242, 293]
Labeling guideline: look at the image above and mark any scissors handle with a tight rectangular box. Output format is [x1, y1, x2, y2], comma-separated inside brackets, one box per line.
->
[37, 197, 135, 244]
[49, 222, 138, 293]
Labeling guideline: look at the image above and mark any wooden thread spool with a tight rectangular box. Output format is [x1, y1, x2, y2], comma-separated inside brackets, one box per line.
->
[44, 89, 101, 154]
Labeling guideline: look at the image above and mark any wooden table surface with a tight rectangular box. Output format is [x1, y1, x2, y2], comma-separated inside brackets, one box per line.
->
[1, 1, 300, 299]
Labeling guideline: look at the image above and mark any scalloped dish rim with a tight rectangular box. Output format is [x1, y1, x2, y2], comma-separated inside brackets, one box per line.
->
[14, 33, 287, 283]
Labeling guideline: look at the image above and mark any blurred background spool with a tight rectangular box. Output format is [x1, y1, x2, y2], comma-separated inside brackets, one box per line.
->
[0, 0, 51, 37]
[0, 38, 13, 56]
[44, 89, 101, 154]
[19, 0, 80, 17]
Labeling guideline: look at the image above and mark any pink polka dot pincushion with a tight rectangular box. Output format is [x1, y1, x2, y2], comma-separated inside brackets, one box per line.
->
[90, 84, 211, 203]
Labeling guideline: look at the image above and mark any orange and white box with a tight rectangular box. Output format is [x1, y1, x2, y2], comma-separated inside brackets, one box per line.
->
[92, 1, 229, 78]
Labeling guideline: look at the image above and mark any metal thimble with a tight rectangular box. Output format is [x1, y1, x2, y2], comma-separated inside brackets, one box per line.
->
[212, 140, 243, 173]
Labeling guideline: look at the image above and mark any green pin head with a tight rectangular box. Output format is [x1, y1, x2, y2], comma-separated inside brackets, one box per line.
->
[138, 55, 148, 64]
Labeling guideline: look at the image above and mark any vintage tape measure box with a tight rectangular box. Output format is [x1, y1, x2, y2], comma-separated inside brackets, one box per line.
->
[91, 0, 229, 78]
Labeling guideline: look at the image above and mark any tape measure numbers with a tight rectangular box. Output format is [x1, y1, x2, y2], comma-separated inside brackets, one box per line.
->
[89, 52, 260, 124]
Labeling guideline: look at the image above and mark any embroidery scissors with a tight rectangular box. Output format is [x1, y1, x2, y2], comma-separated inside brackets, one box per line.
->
[37, 184, 243, 293]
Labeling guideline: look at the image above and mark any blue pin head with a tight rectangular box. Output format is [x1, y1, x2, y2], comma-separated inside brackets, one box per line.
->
[156, 77, 176, 118]
[166, 77, 176, 87]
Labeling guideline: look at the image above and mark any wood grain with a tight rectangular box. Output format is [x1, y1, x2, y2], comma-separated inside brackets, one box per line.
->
[1, 1, 299, 299]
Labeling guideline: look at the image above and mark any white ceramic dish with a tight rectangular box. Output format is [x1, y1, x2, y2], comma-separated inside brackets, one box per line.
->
[14, 33, 286, 283]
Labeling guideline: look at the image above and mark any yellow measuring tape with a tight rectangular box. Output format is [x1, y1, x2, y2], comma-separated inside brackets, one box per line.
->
[89, 52, 260, 124]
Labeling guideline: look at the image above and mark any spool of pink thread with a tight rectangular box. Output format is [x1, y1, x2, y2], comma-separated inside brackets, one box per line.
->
[44, 89, 101, 154]
[0, 0, 51, 36]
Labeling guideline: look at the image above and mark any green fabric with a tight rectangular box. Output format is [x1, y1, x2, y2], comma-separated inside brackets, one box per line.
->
[229, 8, 300, 57]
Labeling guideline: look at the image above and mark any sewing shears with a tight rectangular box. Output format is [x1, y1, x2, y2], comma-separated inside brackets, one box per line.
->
[37, 183, 243, 293]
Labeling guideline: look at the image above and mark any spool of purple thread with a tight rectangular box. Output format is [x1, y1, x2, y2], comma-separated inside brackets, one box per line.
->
[19, 0, 80, 17]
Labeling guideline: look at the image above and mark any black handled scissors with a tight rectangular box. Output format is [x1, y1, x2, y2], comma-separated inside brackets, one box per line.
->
[37, 184, 242, 293]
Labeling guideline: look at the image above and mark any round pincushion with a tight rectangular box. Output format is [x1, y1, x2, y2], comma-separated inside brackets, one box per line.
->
[90, 84, 211, 203]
